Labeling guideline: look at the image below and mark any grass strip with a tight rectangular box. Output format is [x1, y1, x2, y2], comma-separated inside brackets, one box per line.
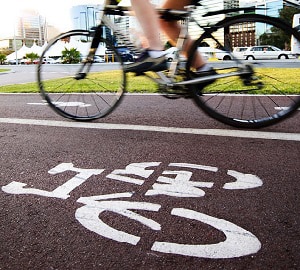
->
[0, 68, 299, 94]
[0, 69, 10, 73]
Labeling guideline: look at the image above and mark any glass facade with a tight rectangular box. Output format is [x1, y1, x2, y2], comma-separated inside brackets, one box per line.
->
[16, 10, 46, 47]
[71, 5, 102, 31]
[69, 1, 296, 50]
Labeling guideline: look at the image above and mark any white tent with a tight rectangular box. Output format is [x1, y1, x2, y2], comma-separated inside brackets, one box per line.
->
[44, 40, 67, 57]
[6, 44, 31, 60]
[29, 43, 43, 55]
[43, 38, 106, 57]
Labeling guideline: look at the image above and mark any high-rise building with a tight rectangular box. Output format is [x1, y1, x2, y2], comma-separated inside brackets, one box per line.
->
[16, 9, 47, 47]
[69, 0, 299, 51]
[71, 5, 102, 31]
[238, 0, 300, 47]
[0, 9, 47, 52]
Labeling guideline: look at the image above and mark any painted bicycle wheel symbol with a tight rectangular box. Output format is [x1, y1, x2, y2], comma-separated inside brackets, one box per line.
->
[2, 162, 263, 259]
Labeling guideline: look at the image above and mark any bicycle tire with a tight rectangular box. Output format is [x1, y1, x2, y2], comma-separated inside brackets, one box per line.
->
[37, 30, 126, 121]
[187, 14, 300, 128]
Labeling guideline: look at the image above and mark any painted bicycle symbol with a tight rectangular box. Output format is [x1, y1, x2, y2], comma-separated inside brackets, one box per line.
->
[2, 162, 263, 259]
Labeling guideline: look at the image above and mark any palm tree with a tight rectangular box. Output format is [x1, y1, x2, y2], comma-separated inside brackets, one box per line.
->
[25, 53, 39, 64]
[61, 48, 81, 64]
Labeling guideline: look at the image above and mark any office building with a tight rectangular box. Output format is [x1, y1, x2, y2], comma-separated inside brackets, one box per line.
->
[17, 10, 47, 47]
[71, 5, 102, 31]
[69, 0, 299, 50]
[0, 9, 47, 52]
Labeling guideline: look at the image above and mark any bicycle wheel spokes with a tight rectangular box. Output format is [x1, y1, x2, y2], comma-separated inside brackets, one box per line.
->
[38, 30, 125, 121]
[201, 68, 300, 122]
[188, 14, 300, 128]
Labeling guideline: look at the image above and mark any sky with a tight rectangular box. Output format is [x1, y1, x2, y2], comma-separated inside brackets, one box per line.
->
[0, 0, 266, 39]
[0, 0, 104, 38]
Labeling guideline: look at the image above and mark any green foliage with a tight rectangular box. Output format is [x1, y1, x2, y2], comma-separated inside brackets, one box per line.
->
[259, 7, 300, 49]
[25, 52, 39, 63]
[0, 54, 7, 65]
[61, 47, 81, 64]
[259, 31, 289, 49]
[279, 6, 299, 25]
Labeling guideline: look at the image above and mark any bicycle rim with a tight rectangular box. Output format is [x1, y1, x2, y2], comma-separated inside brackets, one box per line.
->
[37, 30, 125, 121]
[187, 14, 300, 128]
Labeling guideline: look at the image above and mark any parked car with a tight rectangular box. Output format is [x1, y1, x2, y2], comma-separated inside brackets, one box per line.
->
[215, 47, 249, 60]
[33, 59, 40, 64]
[116, 47, 134, 62]
[105, 47, 135, 62]
[165, 47, 178, 62]
[233, 47, 249, 57]
[198, 47, 225, 60]
[53, 57, 62, 64]
[43, 58, 56, 64]
[6, 59, 18, 65]
[243, 45, 295, 60]
[93, 56, 105, 63]
[164, 47, 193, 63]
[20, 58, 31, 65]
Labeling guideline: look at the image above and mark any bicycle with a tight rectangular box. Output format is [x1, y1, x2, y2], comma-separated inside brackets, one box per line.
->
[37, 0, 300, 129]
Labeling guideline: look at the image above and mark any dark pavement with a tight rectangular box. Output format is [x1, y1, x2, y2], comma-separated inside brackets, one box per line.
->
[0, 94, 299, 269]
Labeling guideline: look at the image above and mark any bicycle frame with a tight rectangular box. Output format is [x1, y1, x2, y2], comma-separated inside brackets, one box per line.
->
[87, 3, 255, 92]
[37, 2, 300, 127]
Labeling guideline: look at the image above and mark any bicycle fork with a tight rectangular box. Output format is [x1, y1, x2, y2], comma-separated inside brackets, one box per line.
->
[74, 26, 104, 80]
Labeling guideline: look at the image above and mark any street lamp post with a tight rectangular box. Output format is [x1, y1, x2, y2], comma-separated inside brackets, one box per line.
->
[13, 23, 18, 65]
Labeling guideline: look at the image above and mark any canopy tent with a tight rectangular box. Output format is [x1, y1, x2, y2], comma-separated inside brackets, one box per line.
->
[6, 39, 106, 61]
[29, 43, 43, 55]
[43, 38, 106, 58]
[6, 43, 43, 60]
[6, 45, 31, 60]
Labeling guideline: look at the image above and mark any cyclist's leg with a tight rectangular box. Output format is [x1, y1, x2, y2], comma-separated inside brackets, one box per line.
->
[159, 0, 206, 70]
[130, 0, 163, 51]
[126, 0, 168, 74]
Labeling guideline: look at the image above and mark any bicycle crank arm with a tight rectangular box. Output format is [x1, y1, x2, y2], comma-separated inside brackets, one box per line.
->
[174, 70, 252, 86]
[74, 72, 87, 80]
[146, 71, 174, 85]
[74, 61, 92, 80]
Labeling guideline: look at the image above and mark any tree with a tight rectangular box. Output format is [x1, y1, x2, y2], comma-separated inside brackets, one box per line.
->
[0, 54, 7, 65]
[25, 52, 39, 64]
[61, 47, 81, 64]
[259, 6, 299, 49]
[279, 6, 299, 25]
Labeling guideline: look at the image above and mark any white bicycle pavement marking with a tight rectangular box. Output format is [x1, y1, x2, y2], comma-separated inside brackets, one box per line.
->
[2, 162, 263, 259]
[0, 117, 299, 141]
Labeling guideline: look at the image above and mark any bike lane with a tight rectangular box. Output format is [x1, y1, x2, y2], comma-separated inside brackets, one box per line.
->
[0, 118, 299, 270]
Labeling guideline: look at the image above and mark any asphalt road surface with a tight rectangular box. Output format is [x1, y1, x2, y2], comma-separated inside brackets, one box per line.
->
[0, 93, 299, 270]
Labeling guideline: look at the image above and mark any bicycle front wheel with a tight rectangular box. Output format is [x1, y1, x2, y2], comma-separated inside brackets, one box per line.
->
[37, 30, 125, 121]
[187, 14, 300, 128]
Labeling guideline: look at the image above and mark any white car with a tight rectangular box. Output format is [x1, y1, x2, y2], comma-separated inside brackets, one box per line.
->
[43, 58, 56, 64]
[232, 47, 249, 59]
[93, 56, 105, 63]
[165, 47, 178, 62]
[216, 47, 249, 60]
[164, 47, 191, 62]
[243, 45, 295, 60]
[198, 47, 223, 60]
